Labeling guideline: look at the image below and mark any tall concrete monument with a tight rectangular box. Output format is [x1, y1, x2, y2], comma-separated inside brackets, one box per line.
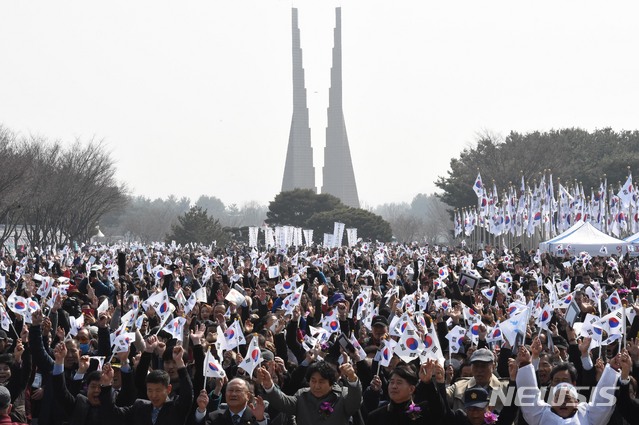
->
[321, 7, 360, 208]
[281, 8, 316, 193]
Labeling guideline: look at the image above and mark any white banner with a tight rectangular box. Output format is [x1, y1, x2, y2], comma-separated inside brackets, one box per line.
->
[294, 227, 303, 246]
[303, 229, 313, 246]
[323, 233, 333, 247]
[264, 227, 275, 248]
[346, 228, 357, 247]
[332, 222, 345, 248]
[248, 227, 259, 248]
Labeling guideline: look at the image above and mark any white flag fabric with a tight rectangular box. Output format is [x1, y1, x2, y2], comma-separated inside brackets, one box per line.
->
[222, 320, 246, 351]
[395, 328, 424, 363]
[69, 314, 85, 337]
[375, 339, 397, 367]
[473, 173, 484, 197]
[446, 326, 467, 354]
[6, 292, 28, 316]
[162, 317, 186, 340]
[0, 305, 11, 332]
[387, 266, 398, 281]
[112, 332, 136, 354]
[281, 285, 304, 314]
[37, 277, 53, 299]
[486, 323, 503, 343]
[225, 288, 245, 306]
[203, 350, 226, 378]
[267, 266, 280, 279]
[433, 298, 452, 311]
[605, 290, 623, 313]
[184, 294, 197, 316]
[598, 309, 624, 335]
[97, 298, 110, 317]
[238, 337, 262, 377]
[499, 308, 528, 346]
[618, 173, 634, 207]
[275, 279, 296, 295]
[536, 305, 554, 330]
[481, 287, 496, 304]
[142, 289, 172, 325]
[421, 323, 445, 364]
[194, 286, 208, 304]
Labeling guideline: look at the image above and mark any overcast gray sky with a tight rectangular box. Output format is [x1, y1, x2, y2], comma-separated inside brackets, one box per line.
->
[1, 0, 638, 208]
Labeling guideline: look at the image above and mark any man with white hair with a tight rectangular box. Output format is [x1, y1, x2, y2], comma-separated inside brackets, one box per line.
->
[515, 346, 619, 425]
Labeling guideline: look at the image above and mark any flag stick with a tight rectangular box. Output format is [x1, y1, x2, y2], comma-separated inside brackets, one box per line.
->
[376, 361, 381, 376]
[621, 305, 627, 355]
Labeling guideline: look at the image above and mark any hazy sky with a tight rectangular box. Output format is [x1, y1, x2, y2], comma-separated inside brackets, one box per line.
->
[2, 1, 639, 209]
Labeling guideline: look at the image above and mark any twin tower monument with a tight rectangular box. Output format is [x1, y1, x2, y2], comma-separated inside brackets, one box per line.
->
[281, 7, 360, 208]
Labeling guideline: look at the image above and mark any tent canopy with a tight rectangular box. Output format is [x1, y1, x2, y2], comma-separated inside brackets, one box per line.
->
[539, 220, 629, 256]
[625, 231, 639, 243]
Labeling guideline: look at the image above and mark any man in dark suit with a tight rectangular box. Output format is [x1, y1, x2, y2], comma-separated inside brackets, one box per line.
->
[99, 345, 193, 425]
[193, 378, 267, 425]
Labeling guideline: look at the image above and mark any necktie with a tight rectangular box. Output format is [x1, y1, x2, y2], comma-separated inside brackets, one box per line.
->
[152, 407, 160, 424]
[232, 414, 241, 425]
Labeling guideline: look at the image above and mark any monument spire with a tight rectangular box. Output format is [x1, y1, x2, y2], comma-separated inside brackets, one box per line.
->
[321, 7, 359, 208]
[281, 7, 315, 193]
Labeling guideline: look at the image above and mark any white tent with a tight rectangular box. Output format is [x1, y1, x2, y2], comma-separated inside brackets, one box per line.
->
[539, 220, 629, 256]
[625, 231, 639, 244]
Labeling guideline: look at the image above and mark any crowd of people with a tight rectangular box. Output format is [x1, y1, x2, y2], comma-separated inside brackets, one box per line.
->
[0, 239, 637, 425]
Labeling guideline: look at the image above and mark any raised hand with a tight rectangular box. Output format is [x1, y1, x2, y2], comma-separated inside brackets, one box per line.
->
[196, 389, 209, 413]
[531, 336, 543, 358]
[78, 355, 90, 373]
[145, 335, 158, 353]
[54, 342, 67, 365]
[595, 358, 605, 381]
[419, 359, 435, 383]
[369, 375, 382, 392]
[172, 344, 185, 368]
[578, 337, 592, 357]
[517, 345, 531, 367]
[101, 363, 114, 386]
[339, 359, 358, 383]
[213, 375, 228, 396]
[31, 310, 43, 326]
[115, 349, 130, 365]
[20, 326, 29, 345]
[508, 358, 518, 381]
[256, 367, 274, 390]
[190, 324, 206, 346]
[14, 339, 24, 363]
[252, 396, 266, 421]
[56, 326, 65, 342]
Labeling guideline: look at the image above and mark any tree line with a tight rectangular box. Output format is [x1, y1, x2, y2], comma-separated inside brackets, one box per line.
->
[0, 125, 126, 250]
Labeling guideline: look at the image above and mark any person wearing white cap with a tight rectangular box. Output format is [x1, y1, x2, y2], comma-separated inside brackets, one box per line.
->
[515, 346, 620, 425]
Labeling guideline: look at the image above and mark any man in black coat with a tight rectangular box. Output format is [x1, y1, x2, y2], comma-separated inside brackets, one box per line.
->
[99, 345, 193, 425]
[192, 377, 267, 425]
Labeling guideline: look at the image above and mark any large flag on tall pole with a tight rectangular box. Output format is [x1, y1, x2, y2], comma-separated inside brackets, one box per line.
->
[473, 173, 484, 198]
[618, 172, 634, 208]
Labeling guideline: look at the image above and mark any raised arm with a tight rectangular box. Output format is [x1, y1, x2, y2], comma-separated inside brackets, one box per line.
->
[256, 366, 299, 416]
[515, 346, 545, 425]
